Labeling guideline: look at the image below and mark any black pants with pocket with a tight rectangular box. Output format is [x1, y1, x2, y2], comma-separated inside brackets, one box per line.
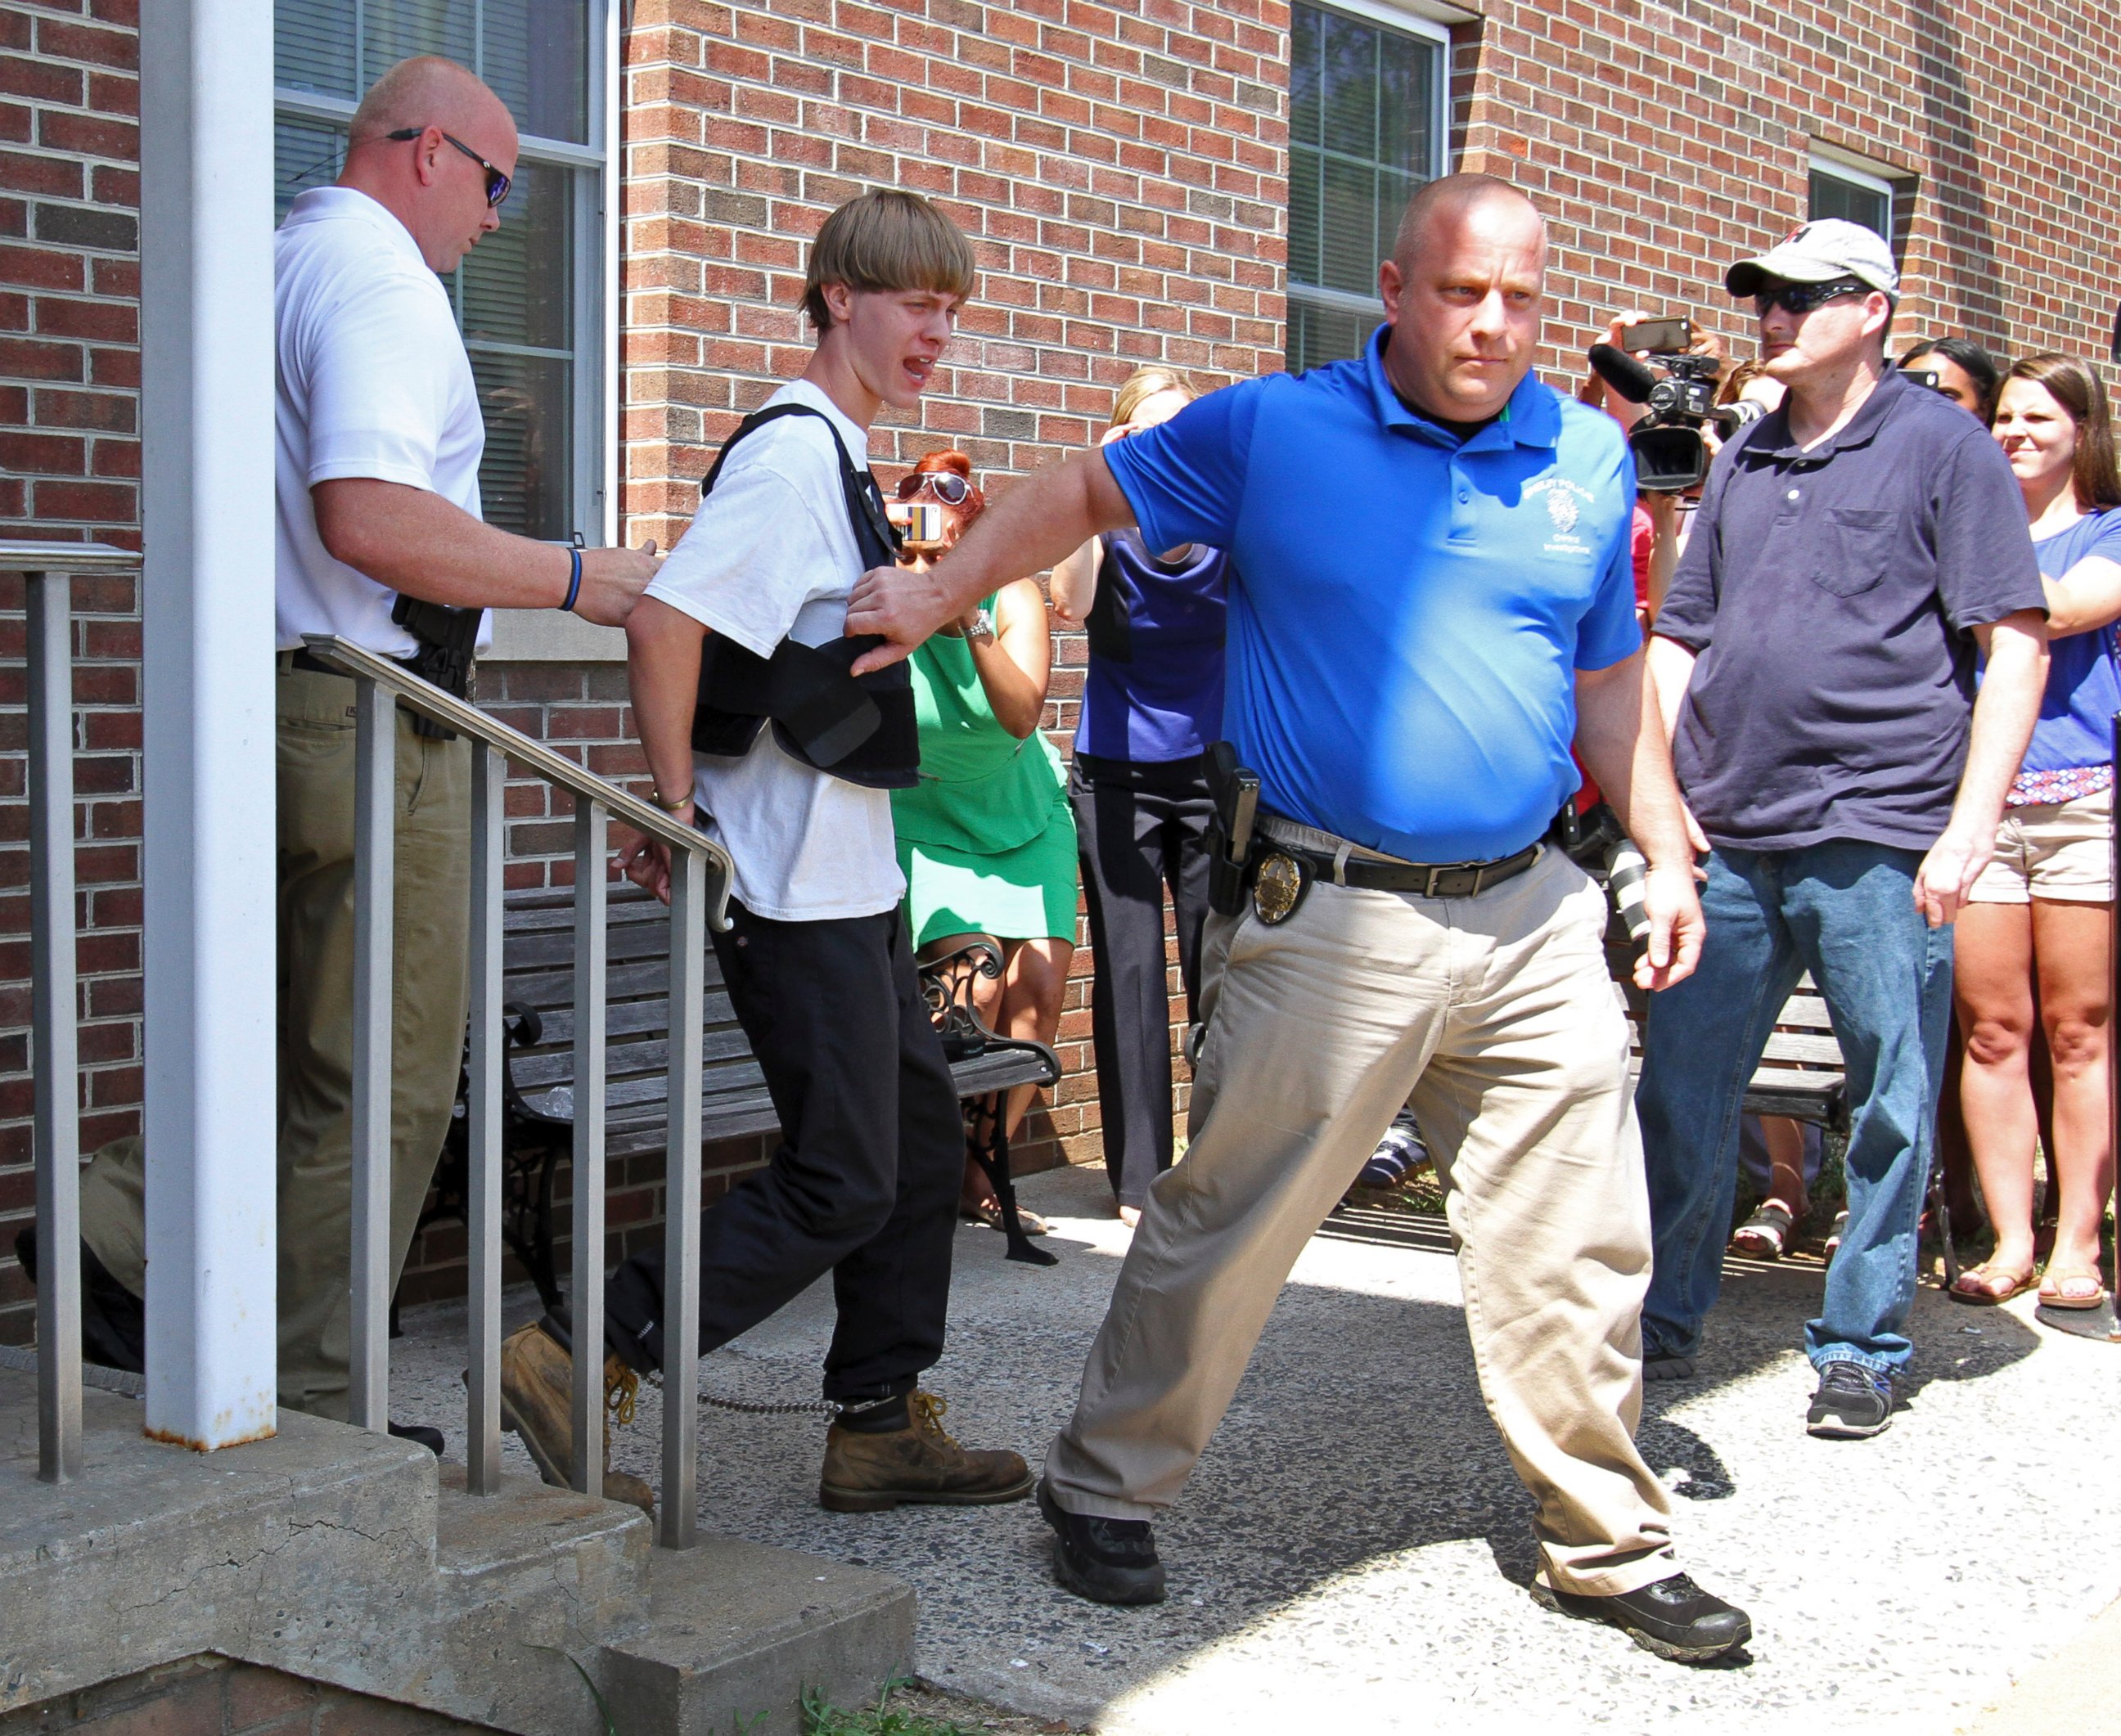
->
[1070, 753, 1216, 1210]
[604, 900, 965, 1404]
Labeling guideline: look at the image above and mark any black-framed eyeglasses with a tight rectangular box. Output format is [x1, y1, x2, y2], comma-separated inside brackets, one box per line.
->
[1753, 277, 1870, 318]
[386, 127, 511, 208]
[903, 470, 971, 506]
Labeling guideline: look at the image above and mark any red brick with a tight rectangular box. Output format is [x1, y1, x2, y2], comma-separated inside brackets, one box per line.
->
[35, 18, 139, 73]
[0, 429, 83, 471]
[0, 148, 79, 199]
[0, 333, 80, 379]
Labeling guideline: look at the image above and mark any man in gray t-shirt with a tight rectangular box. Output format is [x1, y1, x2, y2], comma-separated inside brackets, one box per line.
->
[1639, 219, 2047, 1440]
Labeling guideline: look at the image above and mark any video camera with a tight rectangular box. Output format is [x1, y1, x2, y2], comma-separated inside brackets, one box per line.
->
[1587, 330, 1765, 493]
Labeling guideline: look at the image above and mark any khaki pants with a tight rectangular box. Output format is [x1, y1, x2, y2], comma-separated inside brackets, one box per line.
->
[1043, 846, 1677, 1596]
[79, 663, 470, 1420]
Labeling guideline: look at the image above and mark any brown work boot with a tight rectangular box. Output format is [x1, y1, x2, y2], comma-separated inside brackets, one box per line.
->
[818, 1391, 1033, 1513]
[498, 1321, 655, 1516]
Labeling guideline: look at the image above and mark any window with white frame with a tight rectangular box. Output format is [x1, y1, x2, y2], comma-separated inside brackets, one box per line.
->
[273, 0, 609, 542]
[1808, 151, 1901, 250]
[1286, 0, 1449, 373]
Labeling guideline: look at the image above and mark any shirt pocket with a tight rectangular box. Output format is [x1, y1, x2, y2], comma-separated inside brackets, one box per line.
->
[1812, 507, 1894, 598]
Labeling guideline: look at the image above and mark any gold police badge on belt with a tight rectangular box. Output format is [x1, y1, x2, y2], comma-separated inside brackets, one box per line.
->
[1251, 852, 1308, 924]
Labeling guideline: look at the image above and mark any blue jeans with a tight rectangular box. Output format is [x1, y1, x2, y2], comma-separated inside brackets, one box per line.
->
[1636, 843, 1954, 1374]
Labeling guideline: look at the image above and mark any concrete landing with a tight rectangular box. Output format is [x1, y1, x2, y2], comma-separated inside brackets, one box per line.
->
[601, 1536, 914, 1735]
[0, 1367, 912, 1735]
[387, 1163, 2121, 1736]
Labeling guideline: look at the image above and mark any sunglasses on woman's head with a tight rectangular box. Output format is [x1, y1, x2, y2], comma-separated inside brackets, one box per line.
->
[1753, 277, 1869, 318]
[911, 471, 970, 506]
[387, 127, 512, 208]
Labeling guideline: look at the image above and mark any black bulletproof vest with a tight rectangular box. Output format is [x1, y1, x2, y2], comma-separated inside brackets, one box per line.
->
[690, 403, 920, 789]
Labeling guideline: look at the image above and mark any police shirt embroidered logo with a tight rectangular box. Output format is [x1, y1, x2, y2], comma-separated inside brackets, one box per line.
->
[1524, 476, 1596, 559]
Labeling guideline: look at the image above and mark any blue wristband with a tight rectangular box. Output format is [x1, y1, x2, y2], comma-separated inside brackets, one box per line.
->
[560, 546, 583, 613]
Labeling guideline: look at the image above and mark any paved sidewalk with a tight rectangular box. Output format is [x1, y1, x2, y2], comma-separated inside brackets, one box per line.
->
[392, 1163, 2121, 1735]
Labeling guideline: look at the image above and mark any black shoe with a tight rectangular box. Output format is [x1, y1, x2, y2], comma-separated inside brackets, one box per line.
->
[389, 1422, 446, 1455]
[1806, 1360, 1894, 1437]
[1642, 1352, 1695, 1383]
[1532, 1570, 1752, 1663]
[1037, 1477, 1166, 1605]
[15, 1227, 146, 1375]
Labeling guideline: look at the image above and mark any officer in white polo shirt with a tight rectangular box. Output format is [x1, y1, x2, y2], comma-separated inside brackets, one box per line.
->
[71, 56, 655, 1442]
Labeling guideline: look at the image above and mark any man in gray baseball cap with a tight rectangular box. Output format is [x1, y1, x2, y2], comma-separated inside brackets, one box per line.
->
[1637, 216, 2048, 1441]
[1723, 216, 1902, 300]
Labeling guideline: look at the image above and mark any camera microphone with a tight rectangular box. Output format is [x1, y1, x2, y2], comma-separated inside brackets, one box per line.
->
[1587, 344, 1660, 405]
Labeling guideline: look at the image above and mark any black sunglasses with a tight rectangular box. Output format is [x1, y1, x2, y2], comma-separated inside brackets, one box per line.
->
[386, 127, 511, 208]
[1753, 277, 1870, 317]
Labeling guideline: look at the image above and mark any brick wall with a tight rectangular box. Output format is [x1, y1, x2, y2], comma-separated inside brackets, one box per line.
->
[0, 0, 138, 1344]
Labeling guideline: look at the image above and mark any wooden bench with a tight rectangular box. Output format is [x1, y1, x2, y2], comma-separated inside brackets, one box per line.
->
[418, 884, 1064, 1312]
[1608, 921, 1960, 1276]
[1607, 924, 1849, 1131]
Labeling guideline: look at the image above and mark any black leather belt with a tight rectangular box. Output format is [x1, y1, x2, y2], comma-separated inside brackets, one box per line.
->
[1259, 835, 1542, 900]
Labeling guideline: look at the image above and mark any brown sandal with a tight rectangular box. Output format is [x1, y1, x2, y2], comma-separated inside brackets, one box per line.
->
[2038, 1267, 2109, 1310]
[1949, 1260, 2038, 1306]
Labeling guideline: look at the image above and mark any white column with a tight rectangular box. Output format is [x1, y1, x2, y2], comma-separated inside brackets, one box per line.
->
[137, 0, 278, 1448]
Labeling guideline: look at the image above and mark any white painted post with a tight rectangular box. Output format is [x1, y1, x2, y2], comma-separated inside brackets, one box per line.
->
[137, 0, 278, 1448]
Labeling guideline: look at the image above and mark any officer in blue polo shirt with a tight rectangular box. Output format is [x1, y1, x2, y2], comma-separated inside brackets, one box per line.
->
[849, 173, 1749, 1663]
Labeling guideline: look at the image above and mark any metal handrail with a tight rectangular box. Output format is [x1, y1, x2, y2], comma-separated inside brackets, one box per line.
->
[0, 539, 142, 570]
[301, 632, 727, 1548]
[2, 542, 143, 1487]
[301, 633, 736, 888]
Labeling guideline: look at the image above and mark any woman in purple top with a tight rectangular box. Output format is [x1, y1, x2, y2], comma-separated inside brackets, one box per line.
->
[1952, 353, 2121, 1308]
[1051, 367, 1230, 1224]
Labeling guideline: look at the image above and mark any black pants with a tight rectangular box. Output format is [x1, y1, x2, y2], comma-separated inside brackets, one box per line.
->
[1070, 753, 1215, 1209]
[604, 901, 964, 1404]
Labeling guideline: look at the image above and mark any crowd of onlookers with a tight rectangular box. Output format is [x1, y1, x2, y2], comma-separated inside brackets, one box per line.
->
[933, 310, 2119, 1335]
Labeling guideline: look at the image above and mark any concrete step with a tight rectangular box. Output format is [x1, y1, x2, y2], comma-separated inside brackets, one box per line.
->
[597, 1535, 915, 1736]
[0, 1377, 439, 1713]
[420, 1468, 655, 1734]
[1, 1366, 916, 1735]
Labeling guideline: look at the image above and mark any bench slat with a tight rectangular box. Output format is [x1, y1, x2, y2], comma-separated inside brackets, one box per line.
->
[502, 958, 727, 1013]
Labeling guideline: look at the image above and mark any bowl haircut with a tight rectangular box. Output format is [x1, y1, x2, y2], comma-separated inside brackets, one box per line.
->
[801, 188, 976, 332]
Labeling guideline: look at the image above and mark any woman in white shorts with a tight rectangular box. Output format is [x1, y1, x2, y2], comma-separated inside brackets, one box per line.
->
[1953, 353, 2121, 1308]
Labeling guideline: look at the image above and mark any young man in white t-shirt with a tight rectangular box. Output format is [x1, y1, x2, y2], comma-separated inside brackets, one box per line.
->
[500, 191, 1033, 1516]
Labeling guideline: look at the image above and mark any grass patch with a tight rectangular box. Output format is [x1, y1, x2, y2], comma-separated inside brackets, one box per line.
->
[800, 1680, 1076, 1736]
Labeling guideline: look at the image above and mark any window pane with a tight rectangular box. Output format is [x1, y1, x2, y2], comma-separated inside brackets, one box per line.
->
[1289, 143, 1322, 287]
[276, 0, 356, 101]
[1288, 290, 1382, 374]
[1375, 166, 1415, 277]
[1376, 33, 1434, 173]
[361, 0, 476, 91]
[1319, 155, 1378, 295]
[1289, 4, 1322, 149]
[1808, 169, 1890, 238]
[275, 116, 347, 220]
[1319, 10, 1377, 161]
[1287, 1, 1441, 367]
[470, 351, 572, 540]
[485, 0, 591, 143]
[456, 160, 573, 351]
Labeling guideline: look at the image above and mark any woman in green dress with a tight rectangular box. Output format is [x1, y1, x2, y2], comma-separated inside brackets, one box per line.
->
[891, 450, 1078, 1234]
